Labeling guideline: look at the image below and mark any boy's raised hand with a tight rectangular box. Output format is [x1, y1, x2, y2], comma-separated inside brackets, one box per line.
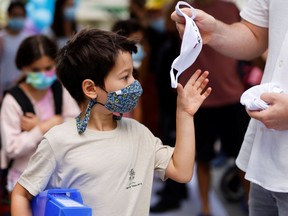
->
[177, 69, 211, 116]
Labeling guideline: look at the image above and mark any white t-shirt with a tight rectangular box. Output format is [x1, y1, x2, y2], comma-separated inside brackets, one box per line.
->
[236, 0, 288, 192]
[18, 118, 174, 215]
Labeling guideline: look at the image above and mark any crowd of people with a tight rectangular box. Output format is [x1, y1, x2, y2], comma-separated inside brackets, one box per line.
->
[1, 0, 286, 216]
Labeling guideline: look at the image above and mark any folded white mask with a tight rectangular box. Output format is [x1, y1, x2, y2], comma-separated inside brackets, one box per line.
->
[170, 1, 202, 88]
[240, 83, 284, 111]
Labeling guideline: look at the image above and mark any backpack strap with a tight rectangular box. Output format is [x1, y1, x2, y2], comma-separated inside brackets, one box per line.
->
[6, 81, 63, 115]
[51, 80, 63, 115]
[6, 86, 35, 114]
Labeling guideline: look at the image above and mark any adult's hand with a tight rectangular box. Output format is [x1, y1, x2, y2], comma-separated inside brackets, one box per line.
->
[170, 7, 216, 44]
[247, 93, 288, 130]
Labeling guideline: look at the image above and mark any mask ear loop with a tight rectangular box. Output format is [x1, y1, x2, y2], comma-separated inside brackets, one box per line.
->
[76, 98, 123, 134]
[75, 99, 97, 134]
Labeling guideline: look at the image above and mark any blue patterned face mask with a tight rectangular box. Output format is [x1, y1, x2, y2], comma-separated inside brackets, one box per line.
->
[76, 80, 143, 134]
[105, 80, 143, 113]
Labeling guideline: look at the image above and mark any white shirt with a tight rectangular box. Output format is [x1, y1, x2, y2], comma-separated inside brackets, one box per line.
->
[236, 0, 288, 192]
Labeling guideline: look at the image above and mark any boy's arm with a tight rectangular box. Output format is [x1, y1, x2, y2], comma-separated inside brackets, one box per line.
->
[11, 183, 34, 216]
[165, 69, 211, 183]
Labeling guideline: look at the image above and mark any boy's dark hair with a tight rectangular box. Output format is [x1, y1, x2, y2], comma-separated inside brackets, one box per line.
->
[15, 35, 58, 69]
[7, 1, 26, 16]
[56, 28, 137, 104]
[112, 19, 144, 38]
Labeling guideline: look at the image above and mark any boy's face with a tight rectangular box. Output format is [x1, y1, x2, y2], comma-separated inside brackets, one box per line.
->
[81, 50, 139, 116]
[103, 51, 135, 93]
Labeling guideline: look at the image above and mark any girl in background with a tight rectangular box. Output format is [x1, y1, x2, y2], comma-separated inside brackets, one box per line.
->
[0, 34, 80, 195]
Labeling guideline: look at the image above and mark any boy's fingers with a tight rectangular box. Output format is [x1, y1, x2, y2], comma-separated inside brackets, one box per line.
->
[203, 87, 212, 97]
[186, 69, 202, 86]
[193, 71, 209, 89]
[198, 78, 209, 91]
[176, 83, 184, 94]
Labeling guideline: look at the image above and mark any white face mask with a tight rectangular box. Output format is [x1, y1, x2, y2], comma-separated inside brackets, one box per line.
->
[170, 1, 203, 88]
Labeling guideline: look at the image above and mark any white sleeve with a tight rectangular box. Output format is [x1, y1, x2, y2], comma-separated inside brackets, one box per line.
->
[18, 138, 56, 196]
[240, 0, 269, 28]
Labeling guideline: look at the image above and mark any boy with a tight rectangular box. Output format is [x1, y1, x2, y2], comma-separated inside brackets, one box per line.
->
[11, 28, 211, 215]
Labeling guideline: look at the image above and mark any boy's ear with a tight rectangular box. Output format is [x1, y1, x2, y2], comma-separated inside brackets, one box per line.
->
[82, 79, 97, 99]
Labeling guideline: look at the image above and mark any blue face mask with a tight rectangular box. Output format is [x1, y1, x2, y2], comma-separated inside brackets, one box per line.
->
[75, 80, 143, 134]
[64, 6, 76, 22]
[26, 70, 57, 90]
[8, 18, 25, 31]
[132, 44, 145, 69]
[150, 18, 165, 33]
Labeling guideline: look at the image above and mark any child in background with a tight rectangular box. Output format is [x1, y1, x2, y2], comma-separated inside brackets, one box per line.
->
[0, 35, 80, 194]
[0, 1, 29, 102]
[11, 28, 211, 216]
[49, 0, 78, 48]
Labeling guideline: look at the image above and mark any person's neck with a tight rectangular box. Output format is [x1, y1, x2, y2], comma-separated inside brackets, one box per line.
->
[87, 109, 117, 131]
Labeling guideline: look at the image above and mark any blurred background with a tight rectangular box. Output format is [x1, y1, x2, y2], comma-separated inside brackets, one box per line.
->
[0, 0, 130, 32]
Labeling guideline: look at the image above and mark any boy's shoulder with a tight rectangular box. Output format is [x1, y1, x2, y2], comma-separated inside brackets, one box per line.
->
[121, 117, 152, 134]
[45, 119, 76, 138]
[121, 117, 142, 128]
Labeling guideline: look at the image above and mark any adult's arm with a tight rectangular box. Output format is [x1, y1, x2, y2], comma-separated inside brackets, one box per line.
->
[171, 8, 268, 60]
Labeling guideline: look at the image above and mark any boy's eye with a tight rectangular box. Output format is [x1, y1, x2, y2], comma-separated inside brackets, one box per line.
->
[123, 75, 129, 80]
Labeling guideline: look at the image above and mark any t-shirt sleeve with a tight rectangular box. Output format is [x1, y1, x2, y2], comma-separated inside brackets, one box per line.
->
[240, 0, 269, 28]
[154, 138, 174, 181]
[18, 138, 56, 196]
